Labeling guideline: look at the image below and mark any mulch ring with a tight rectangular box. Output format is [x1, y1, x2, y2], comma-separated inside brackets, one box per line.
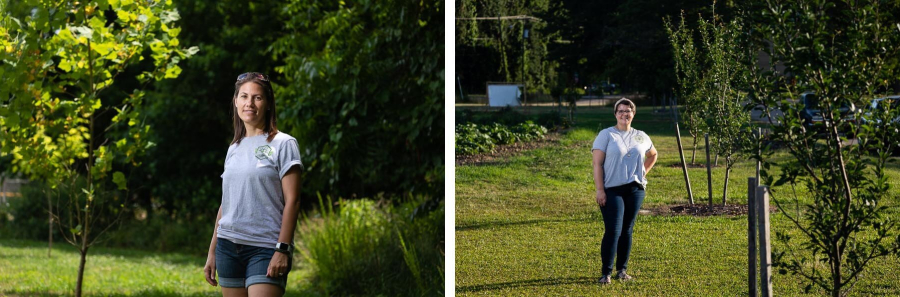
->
[456, 130, 569, 166]
[643, 203, 778, 217]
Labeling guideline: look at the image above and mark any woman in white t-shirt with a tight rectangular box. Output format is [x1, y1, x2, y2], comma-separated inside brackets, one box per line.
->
[591, 98, 658, 284]
[203, 72, 303, 296]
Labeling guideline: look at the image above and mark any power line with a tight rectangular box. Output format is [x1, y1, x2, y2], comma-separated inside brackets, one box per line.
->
[455, 15, 542, 22]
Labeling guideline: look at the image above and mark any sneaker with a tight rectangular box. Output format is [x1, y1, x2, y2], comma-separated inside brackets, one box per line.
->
[614, 269, 633, 281]
[597, 275, 612, 284]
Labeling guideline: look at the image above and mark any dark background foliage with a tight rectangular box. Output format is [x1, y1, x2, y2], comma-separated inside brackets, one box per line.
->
[1, 0, 444, 254]
[456, 0, 722, 101]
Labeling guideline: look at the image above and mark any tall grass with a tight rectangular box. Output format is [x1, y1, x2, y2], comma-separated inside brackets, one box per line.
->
[300, 194, 444, 296]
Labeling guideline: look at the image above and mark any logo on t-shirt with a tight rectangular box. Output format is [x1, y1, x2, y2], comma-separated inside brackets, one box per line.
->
[634, 134, 645, 144]
[254, 145, 275, 160]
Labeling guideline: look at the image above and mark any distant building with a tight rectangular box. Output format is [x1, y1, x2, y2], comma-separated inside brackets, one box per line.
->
[0, 178, 26, 205]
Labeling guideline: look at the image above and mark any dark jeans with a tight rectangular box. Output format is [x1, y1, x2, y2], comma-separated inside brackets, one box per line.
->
[599, 182, 645, 276]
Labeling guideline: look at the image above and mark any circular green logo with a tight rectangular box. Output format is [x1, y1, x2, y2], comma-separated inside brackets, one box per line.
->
[255, 145, 274, 160]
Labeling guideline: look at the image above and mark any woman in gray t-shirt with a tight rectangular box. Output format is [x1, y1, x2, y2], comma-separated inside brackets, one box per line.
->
[203, 72, 303, 296]
[591, 98, 658, 284]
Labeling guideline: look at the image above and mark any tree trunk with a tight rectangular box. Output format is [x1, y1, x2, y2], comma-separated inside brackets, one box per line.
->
[691, 137, 697, 164]
[76, 246, 88, 297]
[48, 193, 52, 258]
[832, 248, 842, 297]
[76, 205, 90, 297]
[722, 166, 730, 205]
[705, 134, 712, 206]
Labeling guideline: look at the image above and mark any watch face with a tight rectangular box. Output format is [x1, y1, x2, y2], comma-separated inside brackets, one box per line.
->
[277, 243, 292, 251]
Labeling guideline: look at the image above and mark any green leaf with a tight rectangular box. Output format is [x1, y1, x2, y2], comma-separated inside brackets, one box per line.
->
[112, 171, 127, 190]
[71, 26, 93, 41]
[159, 10, 180, 24]
[184, 46, 199, 56]
[164, 65, 181, 79]
[167, 27, 180, 38]
[58, 58, 74, 72]
[70, 224, 82, 235]
[117, 10, 135, 22]
[92, 98, 102, 110]
[94, 42, 113, 57]
[89, 16, 106, 32]
[56, 27, 76, 42]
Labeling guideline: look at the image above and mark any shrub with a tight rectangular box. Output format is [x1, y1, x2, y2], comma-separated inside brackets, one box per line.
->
[458, 108, 569, 130]
[300, 195, 444, 296]
[455, 123, 497, 155]
[455, 121, 549, 155]
[511, 121, 549, 142]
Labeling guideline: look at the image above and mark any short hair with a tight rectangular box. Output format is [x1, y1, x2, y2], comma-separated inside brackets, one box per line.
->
[614, 98, 636, 114]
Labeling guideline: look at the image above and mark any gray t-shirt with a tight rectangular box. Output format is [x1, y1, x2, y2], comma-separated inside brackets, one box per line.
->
[592, 127, 654, 189]
[217, 132, 303, 249]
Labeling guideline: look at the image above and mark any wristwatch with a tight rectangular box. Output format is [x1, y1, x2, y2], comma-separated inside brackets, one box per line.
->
[275, 242, 293, 254]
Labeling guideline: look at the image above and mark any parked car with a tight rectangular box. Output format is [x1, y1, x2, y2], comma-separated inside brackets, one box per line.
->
[862, 95, 900, 125]
[799, 92, 856, 134]
[861, 95, 900, 155]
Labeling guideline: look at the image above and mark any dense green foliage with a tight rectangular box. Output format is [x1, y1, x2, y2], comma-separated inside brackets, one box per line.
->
[457, 107, 570, 129]
[455, 121, 548, 155]
[681, 1, 900, 296]
[273, 0, 444, 199]
[0, 1, 195, 295]
[2, 0, 445, 245]
[666, 10, 752, 204]
[456, 0, 555, 97]
[301, 196, 444, 296]
[665, 11, 709, 164]
[2, 0, 445, 295]
[456, 0, 717, 102]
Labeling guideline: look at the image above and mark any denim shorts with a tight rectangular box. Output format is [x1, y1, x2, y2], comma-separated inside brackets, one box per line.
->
[215, 238, 292, 289]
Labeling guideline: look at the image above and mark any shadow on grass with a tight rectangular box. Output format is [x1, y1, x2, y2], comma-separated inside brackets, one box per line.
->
[456, 276, 596, 293]
[456, 217, 593, 232]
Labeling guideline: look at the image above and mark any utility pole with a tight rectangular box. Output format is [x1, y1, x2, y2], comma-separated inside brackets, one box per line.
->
[522, 25, 528, 107]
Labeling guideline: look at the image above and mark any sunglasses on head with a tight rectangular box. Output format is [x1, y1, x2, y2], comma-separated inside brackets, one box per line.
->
[237, 72, 268, 81]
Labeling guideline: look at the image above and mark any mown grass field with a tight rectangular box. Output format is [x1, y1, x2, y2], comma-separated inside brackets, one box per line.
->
[0, 239, 319, 296]
[455, 106, 900, 296]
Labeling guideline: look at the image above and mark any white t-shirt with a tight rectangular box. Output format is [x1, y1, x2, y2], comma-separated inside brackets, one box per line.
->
[592, 127, 654, 189]
[217, 132, 303, 249]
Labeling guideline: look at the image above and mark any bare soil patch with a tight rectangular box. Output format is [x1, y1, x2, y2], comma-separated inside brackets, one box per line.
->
[456, 130, 568, 166]
[644, 203, 777, 217]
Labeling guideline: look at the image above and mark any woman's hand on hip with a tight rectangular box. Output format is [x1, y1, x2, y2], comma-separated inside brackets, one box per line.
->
[596, 191, 607, 207]
[267, 251, 290, 278]
[203, 253, 217, 286]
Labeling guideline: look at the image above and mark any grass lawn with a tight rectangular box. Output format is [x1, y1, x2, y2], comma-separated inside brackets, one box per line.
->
[455, 106, 900, 296]
[0, 239, 317, 296]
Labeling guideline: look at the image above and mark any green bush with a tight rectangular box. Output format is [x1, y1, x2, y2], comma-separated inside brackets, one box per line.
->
[300, 195, 443, 296]
[512, 121, 549, 142]
[455, 123, 496, 155]
[455, 121, 549, 155]
[458, 108, 569, 130]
